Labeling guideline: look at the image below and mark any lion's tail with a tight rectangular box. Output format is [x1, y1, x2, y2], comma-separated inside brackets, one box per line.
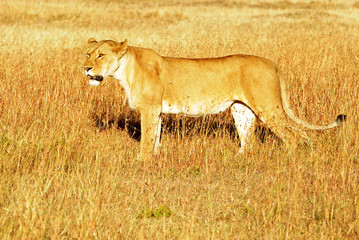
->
[276, 67, 346, 130]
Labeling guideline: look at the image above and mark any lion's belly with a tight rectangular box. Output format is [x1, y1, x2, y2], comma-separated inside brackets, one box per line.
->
[161, 99, 234, 116]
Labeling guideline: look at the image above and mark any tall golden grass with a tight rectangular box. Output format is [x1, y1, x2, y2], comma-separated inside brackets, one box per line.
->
[0, 0, 358, 238]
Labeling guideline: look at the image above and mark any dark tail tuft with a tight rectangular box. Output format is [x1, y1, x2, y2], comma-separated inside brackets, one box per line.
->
[335, 114, 347, 125]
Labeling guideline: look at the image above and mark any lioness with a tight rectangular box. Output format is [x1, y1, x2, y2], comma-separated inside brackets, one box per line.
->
[84, 38, 345, 160]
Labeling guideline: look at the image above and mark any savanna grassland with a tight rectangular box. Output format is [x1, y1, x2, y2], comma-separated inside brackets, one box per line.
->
[1, 0, 359, 238]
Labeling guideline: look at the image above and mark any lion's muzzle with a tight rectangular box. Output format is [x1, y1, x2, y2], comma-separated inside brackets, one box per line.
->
[84, 66, 104, 86]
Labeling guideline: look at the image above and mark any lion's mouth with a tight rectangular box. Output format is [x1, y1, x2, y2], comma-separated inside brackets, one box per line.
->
[89, 75, 104, 82]
[87, 75, 104, 86]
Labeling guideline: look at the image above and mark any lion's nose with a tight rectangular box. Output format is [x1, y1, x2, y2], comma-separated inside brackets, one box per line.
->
[84, 67, 93, 72]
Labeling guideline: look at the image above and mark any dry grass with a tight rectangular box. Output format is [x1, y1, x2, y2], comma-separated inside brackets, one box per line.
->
[1, 0, 359, 238]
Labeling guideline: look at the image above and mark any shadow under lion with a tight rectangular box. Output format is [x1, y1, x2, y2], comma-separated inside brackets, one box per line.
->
[91, 108, 280, 148]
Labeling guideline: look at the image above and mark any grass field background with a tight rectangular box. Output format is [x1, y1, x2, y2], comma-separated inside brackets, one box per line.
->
[1, 0, 359, 238]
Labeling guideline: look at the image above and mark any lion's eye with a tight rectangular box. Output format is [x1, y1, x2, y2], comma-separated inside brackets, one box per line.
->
[87, 53, 90, 58]
[97, 54, 104, 59]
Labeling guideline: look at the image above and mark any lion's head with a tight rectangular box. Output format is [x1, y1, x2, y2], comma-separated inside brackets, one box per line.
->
[84, 38, 128, 86]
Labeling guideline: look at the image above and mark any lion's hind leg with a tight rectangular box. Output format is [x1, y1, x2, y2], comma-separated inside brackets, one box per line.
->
[231, 103, 257, 153]
[258, 107, 310, 150]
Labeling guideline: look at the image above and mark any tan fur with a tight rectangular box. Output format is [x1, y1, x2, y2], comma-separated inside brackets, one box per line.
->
[84, 39, 345, 161]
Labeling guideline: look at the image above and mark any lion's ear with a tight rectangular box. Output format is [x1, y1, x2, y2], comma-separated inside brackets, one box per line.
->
[87, 38, 97, 48]
[114, 39, 128, 53]
[121, 39, 128, 49]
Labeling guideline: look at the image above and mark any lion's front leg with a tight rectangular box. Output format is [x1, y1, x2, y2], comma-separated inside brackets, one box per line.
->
[140, 110, 162, 161]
